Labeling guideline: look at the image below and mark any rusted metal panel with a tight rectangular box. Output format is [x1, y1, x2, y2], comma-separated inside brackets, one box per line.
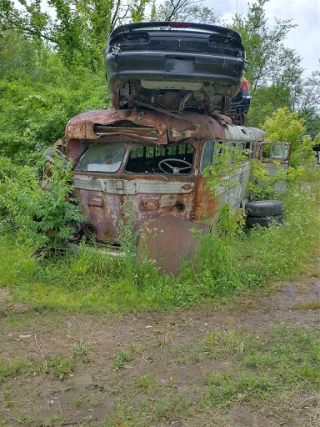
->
[74, 180, 196, 243]
[72, 176, 195, 195]
[193, 176, 219, 221]
[215, 162, 251, 209]
[140, 199, 160, 210]
[64, 108, 272, 248]
[76, 189, 121, 241]
[66, 109, 170, 145]
[65, 109, 229, 148]
[67, 140, 89, 162]
[224, 125, 266, 142]
[137, 217, 210, 276]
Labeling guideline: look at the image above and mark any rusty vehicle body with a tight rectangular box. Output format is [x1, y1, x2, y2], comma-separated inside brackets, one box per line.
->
[62, 108, 290, 270]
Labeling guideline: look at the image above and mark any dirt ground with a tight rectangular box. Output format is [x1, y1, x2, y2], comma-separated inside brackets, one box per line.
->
[0, 263, 319, 426]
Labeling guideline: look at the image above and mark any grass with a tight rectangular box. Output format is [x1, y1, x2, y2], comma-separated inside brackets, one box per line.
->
[0, 168, 319, 314]
[102, 324, 320, 424]
[71, 340, 91, 363]
[0, 359, 35, 382]
[201, 324, 320, 407]
[132, 374, 158, 391]
[47, 354, 76, 380]
[0, 339, 93, 384]
[74, 396, 83, 408]
[292, 301, 320, 310]
[297, 164, 320, 182]
[0, 316, 319, 425]
[112, 351, 132, 370]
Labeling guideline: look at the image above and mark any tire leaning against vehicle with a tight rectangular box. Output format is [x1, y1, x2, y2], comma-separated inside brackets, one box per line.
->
[246, 214, 284, 228]
[245, 200, 283, 217]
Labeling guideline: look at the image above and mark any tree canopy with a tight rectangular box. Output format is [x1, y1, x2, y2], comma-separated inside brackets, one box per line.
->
[0, 0, 319, 164]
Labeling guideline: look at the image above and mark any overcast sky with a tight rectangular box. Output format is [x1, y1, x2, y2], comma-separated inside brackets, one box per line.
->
[210, 0, 319, 77]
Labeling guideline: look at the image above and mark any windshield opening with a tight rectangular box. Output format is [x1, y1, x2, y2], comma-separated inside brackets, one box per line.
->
[125, 143, 195, 175]
[74, 142, 126, 173]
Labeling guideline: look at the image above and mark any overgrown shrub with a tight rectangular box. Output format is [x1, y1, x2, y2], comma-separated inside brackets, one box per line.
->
[247, 161, 304, 200]
[0, 37, 108, 167]
[0, 169, 318, 313]
[262, 107, 318, 167]
[0, 155, 84, 247]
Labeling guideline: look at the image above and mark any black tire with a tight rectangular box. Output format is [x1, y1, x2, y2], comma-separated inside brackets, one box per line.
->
[245, 200, 283, 217]
[246, 214, 284, 228]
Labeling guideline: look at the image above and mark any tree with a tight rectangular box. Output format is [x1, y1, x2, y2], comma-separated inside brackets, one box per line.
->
[153, 0, 217, 23]
[262, 107, 317, 167]
[0, 30, 108, 164]
[293, 70, 320, 132]
[230, 0, 302, 91]
[0, 0, 152, 69]
[229, 0, 303, 127]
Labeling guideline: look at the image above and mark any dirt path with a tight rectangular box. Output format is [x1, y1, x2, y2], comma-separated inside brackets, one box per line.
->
[0, 264, 319, 426]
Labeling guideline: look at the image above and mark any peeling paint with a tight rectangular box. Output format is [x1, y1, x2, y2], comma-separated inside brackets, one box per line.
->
[62, 108, 288, 250]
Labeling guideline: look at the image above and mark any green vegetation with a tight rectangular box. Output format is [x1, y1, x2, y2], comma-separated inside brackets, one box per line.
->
[0, 166, 318, 314]
[202, 325, 320, 406]
[0, 0, 319, 156]
[47, 354, 76, 381]
[132, 374, 158, 391]
[101, 325, 320, 424]
[0, 155, 84, 247]
[112, 351, 133, 370]
[262, 107, 320, 167]
[0, 359, 34, 382]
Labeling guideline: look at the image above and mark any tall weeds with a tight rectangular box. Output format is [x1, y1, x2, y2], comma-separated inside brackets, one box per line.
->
[0, 169, 319, 314]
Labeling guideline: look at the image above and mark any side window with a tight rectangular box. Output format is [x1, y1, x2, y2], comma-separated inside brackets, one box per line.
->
[237, 142, 246, 152]
[226, 141, 247, 164]
[201, 140, 253, 175]
[200, 141, 215, 173]
[214, 141, 225, 158]
[261, 143, 289, 160]
[250, 142, 257, 159]
[201, 140, 239, 174]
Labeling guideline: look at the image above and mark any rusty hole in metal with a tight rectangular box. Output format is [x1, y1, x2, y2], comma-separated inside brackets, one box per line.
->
[83, 223, 97, 237]
[93, 121, 158, 137]
[175, 202, 185, 211]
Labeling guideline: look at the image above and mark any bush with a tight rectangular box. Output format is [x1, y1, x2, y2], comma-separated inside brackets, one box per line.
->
[0, 155, 84, 247]
[0, 171, 318, 314]
[262, 108, 318, 167]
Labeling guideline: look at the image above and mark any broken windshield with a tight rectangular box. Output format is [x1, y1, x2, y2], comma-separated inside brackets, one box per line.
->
[74, 142, 126, 173]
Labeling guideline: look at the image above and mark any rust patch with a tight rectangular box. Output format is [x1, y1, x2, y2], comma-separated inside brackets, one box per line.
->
[88, 195, 104, 207]
[137, 217, 210, 276]
[193, 176, 219, 221]
[63, 108, 281, 249]
[65, 109, 227, 147]
[140, 199, 160, 210]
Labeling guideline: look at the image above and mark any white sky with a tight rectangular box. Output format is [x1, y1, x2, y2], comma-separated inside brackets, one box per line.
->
[211, 0, 320, 77]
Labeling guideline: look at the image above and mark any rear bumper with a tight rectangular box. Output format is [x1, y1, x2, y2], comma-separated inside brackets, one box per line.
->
[106, 51, 246, 96]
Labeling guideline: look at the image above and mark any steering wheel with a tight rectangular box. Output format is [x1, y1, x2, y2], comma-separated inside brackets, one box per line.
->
[158, 158, 193, 174]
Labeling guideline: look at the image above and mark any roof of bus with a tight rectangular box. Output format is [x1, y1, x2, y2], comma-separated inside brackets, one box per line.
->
[65, 109, 266, 145]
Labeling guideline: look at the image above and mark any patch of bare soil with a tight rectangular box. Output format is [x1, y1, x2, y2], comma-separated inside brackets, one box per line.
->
[0, 270, 319, 426]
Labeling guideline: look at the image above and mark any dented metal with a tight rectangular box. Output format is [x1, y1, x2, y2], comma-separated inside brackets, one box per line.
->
[65, 109, 270, 240]
[58, 107, 290, 273]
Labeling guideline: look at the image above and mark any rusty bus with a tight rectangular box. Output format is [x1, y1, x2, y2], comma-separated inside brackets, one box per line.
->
[46, 108, 290, 274]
